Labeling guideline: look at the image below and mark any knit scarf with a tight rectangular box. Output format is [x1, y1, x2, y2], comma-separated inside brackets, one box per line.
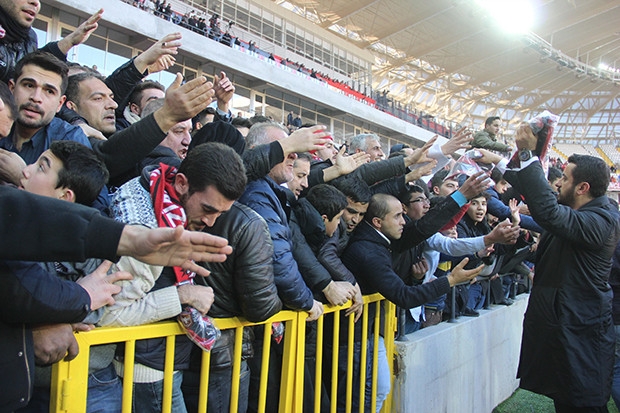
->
[0, 5, 31, 44]
[149, 163, 195, 285]
[123, 106, 142, 125]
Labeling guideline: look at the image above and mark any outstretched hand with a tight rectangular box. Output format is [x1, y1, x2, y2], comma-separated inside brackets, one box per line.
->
[441, 127, 473, 155]
[473, 148, 504, 165]
[214, 71, 235, 112]
[485, 219, 520, 245]
[279, 125, 332, 155]
[135, 32, 182, 74]
[404, 136, 438, 167]
[154, 73, 214, 132]
[508, 199, 521, 226]
[57, 9, 103, 54]
[405, 159, 438, 183]
[333, 145, 369, 175]
[447, 258, 485, 286]
[457, 170, 492, 199]
[117, 225, 232, 277]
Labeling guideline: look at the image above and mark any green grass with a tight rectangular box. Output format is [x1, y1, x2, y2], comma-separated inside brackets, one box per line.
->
[493, 389, 620, 413]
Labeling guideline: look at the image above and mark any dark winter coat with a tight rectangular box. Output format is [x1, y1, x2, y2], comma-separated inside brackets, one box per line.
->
[505, 161, 620, 406]
[290, 197, 333, 298]
[238, 177, 314, 311]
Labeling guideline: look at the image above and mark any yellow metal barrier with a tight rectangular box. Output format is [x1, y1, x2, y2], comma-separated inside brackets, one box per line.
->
[50, 295, 395, 413]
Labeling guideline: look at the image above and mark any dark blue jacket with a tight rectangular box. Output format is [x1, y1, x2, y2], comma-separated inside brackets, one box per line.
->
[290, 197, 333, 298]
[238, 177, 314, 311]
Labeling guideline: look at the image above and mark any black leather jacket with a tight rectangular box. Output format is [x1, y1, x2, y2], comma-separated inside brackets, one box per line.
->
[0, 31, 65, 84]
[191, 202, 282, 370]
[196, 202, 282, 322]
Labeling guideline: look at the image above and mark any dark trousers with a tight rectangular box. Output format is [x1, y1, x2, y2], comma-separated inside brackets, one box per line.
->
[182, 361, 250, 413]
[553, 399, 608, 413]
[247, 326, 283, 413]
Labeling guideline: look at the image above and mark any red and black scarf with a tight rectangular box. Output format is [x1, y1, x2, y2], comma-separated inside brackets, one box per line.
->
[149, 163, 195, 285]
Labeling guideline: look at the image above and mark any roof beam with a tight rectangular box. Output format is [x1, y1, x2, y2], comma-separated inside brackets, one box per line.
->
[318, 0, 383, 28]
[360, 2, 457, 48]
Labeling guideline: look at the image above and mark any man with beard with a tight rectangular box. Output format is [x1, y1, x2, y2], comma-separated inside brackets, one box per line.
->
[65, 72, 118, 138]
[0, 51, 90, 162]
[103, 142, 248, 413]
[478, 126, 620, 412]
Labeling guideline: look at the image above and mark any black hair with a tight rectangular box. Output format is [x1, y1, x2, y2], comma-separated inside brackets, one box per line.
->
[547, 166, 562, 183]
[490, 167, 504, 184]
[128, 80, 165, 107]
[332, 177, 371, 204]
[430, 169, 450, 190]
[192, 106, 217, 129]
[469, 191, 491, 202]
[14, 51, 69, 93]
[397, 184, 425, 204]
[306, 184, 347, 221]
[248, 115, 271, 126]
[231, 116, 252, 130]
[49, 141, 109, 206]
[365, 193, 395, 222]
[65, 72, 107, 104]
[295, 152, 313, 164]
[485, 116, 500, 127]
[178, 142, 247, 200]
[567, 154, 610, 198]
[0, 81, 17, 120]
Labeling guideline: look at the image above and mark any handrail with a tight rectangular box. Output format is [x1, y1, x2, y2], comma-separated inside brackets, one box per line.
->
[50, 294, 395, 413]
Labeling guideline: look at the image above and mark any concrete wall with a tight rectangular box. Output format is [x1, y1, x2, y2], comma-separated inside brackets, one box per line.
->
[392, 295, 528, 413]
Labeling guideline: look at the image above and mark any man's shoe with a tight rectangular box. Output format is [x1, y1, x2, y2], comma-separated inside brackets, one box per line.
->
[462, 307, 479, 317]
[497, 298, 514, 306]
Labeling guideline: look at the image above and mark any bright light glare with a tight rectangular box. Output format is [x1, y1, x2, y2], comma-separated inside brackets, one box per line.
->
[477, 0, 534, 34]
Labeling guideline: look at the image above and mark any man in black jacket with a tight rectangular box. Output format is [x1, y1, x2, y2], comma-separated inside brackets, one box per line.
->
[107, 142, 248, 413]
[478, 130, 620, 412]
[341, 173, 489, 412]
[183, 200, 283, 413]
[505, 134, 620, 412]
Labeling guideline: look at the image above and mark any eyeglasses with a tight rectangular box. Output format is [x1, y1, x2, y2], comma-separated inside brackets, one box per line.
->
[406, 197, 430, 205]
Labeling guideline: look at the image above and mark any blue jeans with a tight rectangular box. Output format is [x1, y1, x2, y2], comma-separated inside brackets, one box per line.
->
[467, 282, 485, 310]
[404, 310, 421, 334]
[16, 363, 122, 413]
[365, 336, 390, 413]
[612, 324, 620, 409]
[133, 371, 187, 413]
[87, 363, 123, 413]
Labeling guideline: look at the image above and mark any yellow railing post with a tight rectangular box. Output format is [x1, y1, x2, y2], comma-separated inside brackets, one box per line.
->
[49, 297, 396, 413]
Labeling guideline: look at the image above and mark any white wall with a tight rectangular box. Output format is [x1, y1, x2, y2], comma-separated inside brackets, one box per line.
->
[392, 295, 528, 413]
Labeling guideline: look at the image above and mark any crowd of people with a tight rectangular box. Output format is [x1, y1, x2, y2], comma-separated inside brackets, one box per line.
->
[123, 0, 454, 138]
[2, 2, 620, 413]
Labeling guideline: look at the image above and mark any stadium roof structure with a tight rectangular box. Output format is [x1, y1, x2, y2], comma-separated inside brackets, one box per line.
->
[272, 0, 620, 143]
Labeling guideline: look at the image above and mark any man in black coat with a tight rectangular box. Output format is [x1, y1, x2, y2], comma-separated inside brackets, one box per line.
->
[479, 128, 620, 412]
[339, 172, 491, 412]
